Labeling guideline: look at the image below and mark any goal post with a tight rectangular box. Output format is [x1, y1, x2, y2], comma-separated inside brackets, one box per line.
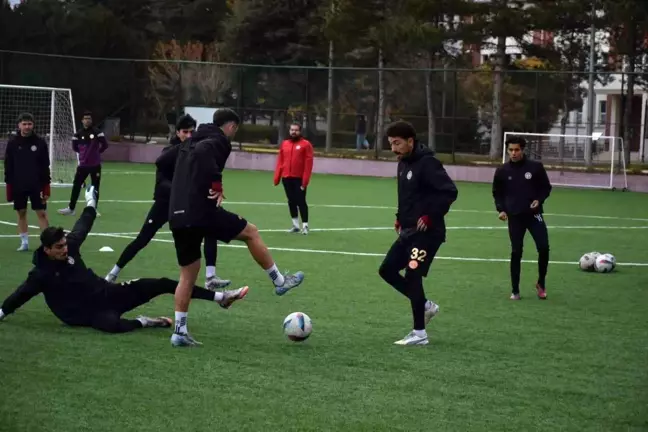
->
[502, 131, 629, 191]
[0, 84, 78, 186]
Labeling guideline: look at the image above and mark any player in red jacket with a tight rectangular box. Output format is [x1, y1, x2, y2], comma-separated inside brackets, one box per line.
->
[273, 123, 314, 234]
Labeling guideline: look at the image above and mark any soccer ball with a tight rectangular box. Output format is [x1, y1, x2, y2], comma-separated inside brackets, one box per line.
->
[283, 312, 312, 342]
[595, 253, 616, 273]
[579, 253, 597, 272]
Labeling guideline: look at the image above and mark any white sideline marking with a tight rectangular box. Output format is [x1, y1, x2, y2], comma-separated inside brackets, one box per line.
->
[1, 220, 647, 267]
[1, 198, 646, 222]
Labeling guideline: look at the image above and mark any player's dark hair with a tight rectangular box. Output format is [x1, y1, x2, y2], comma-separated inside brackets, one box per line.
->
[17, 112, 34, 123]
[176, 114, 196, 130]
[40, 227, 66, 248]
[82, 111, 92, 118]
[213, 108, 240, 127]
[506, 136, 527, 149]
[290, 122, 302, 131]
[385, 120, 416, 140]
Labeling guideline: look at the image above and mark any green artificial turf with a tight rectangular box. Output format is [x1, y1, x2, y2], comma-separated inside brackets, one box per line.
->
[0, 163, 646, 432]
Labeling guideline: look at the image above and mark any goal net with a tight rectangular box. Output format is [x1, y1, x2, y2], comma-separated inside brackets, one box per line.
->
[0, 84, 78, 186]
[502, 132, 629, 190]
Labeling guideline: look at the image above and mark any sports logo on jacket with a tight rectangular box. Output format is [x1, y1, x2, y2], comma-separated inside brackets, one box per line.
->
[406, 170, 413, 180]
[296, 145, 301, 150]
[67, 256, 75, 265]
[31, 145, 36, 152]
[525, 172, 532, 179]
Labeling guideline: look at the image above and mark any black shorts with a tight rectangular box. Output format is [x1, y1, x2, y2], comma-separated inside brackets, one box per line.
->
[381, 230, 444, 278]
[13, 189, 46, 211]
[171, 209, 247, 266]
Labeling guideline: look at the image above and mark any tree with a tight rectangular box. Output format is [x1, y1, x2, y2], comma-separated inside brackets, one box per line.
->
[601, 0, 648, 165]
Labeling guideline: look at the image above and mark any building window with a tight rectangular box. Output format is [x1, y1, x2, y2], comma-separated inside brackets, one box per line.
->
[598, 100, 607, 125]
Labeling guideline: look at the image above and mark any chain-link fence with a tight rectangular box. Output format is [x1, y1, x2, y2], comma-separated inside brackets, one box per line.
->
[1, 51, 645, 162]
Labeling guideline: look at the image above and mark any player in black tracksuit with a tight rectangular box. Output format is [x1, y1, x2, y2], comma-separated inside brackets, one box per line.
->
[4, 112, 51, 252]
[159, 108, 304, 347]
[378, 121, 458, 346]
[0, 187, 245, 334]
[105, 115, 229, 290]
[492, 136, 552, 300]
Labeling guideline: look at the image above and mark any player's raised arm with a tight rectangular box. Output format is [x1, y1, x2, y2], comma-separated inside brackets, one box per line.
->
[0, 270, 44, 321]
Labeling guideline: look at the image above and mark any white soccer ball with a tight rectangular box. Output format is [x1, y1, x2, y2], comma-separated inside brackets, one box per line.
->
[595, 253, 616, 273]
[579, 253, 597, 272]
[283, 312, 312, 342]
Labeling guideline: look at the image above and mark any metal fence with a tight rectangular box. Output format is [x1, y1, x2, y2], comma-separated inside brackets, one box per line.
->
[0, 51, 646, 161]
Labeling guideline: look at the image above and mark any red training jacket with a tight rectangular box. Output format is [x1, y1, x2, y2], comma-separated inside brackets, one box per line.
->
[273, 138, 314, 187]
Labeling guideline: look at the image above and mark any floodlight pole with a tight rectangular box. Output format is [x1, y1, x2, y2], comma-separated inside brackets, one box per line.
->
[585, 0, 596, 167]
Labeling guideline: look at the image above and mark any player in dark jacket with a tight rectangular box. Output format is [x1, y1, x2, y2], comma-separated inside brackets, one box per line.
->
[492, 136, 552, 300]
[0, 186, 247, 334]
[3, 112, 51, 252]
[105, 115, 230, 289]
[58, 111, 108, 216]
[378, 121, 458, 346]
[158, 108, 304, 347]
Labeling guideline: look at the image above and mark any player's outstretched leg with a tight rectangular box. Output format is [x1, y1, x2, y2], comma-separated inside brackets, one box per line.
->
[235, 222, 304, 295]
[203, 237, 231, 290]
[529, 214, 550, 300]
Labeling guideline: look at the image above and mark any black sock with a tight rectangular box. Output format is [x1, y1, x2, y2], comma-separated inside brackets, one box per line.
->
[406, 273, 427, 331]
[510, 251, 522, 294]
[538, 248, 549, 287]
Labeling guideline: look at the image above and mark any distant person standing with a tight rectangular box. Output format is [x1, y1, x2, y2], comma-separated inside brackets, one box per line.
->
[355, 114, 367, 150]
[58, 111, 108, 216]
[273, 123, 314, 234]
[3, 113, 51, 252]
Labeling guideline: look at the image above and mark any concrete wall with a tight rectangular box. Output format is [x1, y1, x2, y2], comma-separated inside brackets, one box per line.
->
[103, 141, 648, 192]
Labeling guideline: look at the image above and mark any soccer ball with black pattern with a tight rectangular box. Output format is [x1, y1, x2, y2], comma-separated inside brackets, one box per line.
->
[283, 312, 312, 342]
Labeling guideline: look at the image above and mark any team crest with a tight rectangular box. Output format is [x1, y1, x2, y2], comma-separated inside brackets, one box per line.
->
[67, 256, 75, 265]
[406, 170, 413, 180]
[30, 145, 37, 151]
[408, 260, 419, 269]
[90, 134, 95, 139]
[296, 145, 301, 150]
[525, 172, 532, 179]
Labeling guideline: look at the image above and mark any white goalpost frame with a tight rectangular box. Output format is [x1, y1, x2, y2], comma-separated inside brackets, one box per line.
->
[502, 131, 629, 191]
[0, 84, 78, 187]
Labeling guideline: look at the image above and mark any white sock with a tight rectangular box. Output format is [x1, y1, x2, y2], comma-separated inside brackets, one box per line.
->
[266, 264, 285, 286]
[291, 218, 299, 228]
[413, 329, 427, 338]
[302, 222, 309, 228]
[136, 316, 148, 327]
[110, 265, 121, 276]
[19, 232, 28, 245]
[174, 311, 188, 334]
[206, 266, 216, 278]
[213, 292, 224, 302]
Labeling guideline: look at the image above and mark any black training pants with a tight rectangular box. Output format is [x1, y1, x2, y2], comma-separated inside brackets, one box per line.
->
[90, 277, 214, 333]
[70, 165, 102, 210]
[507, 213, 550, 293]
[281, 177, 308, 223]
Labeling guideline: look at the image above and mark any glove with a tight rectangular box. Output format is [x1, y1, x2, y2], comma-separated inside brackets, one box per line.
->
[41, 184, 51, 201]
[394, 219, 401, 234]
[416, 215, 430, 232]
[208, 181, 225, 205]
[6, 184, 12, 202]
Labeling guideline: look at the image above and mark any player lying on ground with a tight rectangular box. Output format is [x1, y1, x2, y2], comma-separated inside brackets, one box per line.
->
[158, 108, 305, 347]
[492, 136, 552, 300]
[3, 112, 51, 252]
[106, 114, 230, 289]
[0, 186, 248, 334]
[59, 111, 108, 215]
[378, 121, 458, 346]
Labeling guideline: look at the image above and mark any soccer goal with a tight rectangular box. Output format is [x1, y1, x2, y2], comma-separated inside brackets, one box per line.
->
[502, 131, 629, 191]
[0, 84, 78, 186]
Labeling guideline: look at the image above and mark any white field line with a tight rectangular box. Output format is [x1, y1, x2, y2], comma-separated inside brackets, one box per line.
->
[1, 220, 647, 267]
[1, 198, 646, 223]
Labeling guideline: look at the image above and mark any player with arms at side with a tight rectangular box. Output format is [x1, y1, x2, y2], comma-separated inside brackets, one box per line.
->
[160, 108, 305, 347]
[0, 187, 246, 334]
[492, 136, 552, 300]
[105, 115, 230, 290]
[4, 113, 51, 252]
[273, 123, 314, 234]
[58, 111, 108, 216]
[378, 121, 458, 346]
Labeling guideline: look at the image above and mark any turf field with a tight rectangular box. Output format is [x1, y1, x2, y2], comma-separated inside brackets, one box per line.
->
[0, 163, 647, 432]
